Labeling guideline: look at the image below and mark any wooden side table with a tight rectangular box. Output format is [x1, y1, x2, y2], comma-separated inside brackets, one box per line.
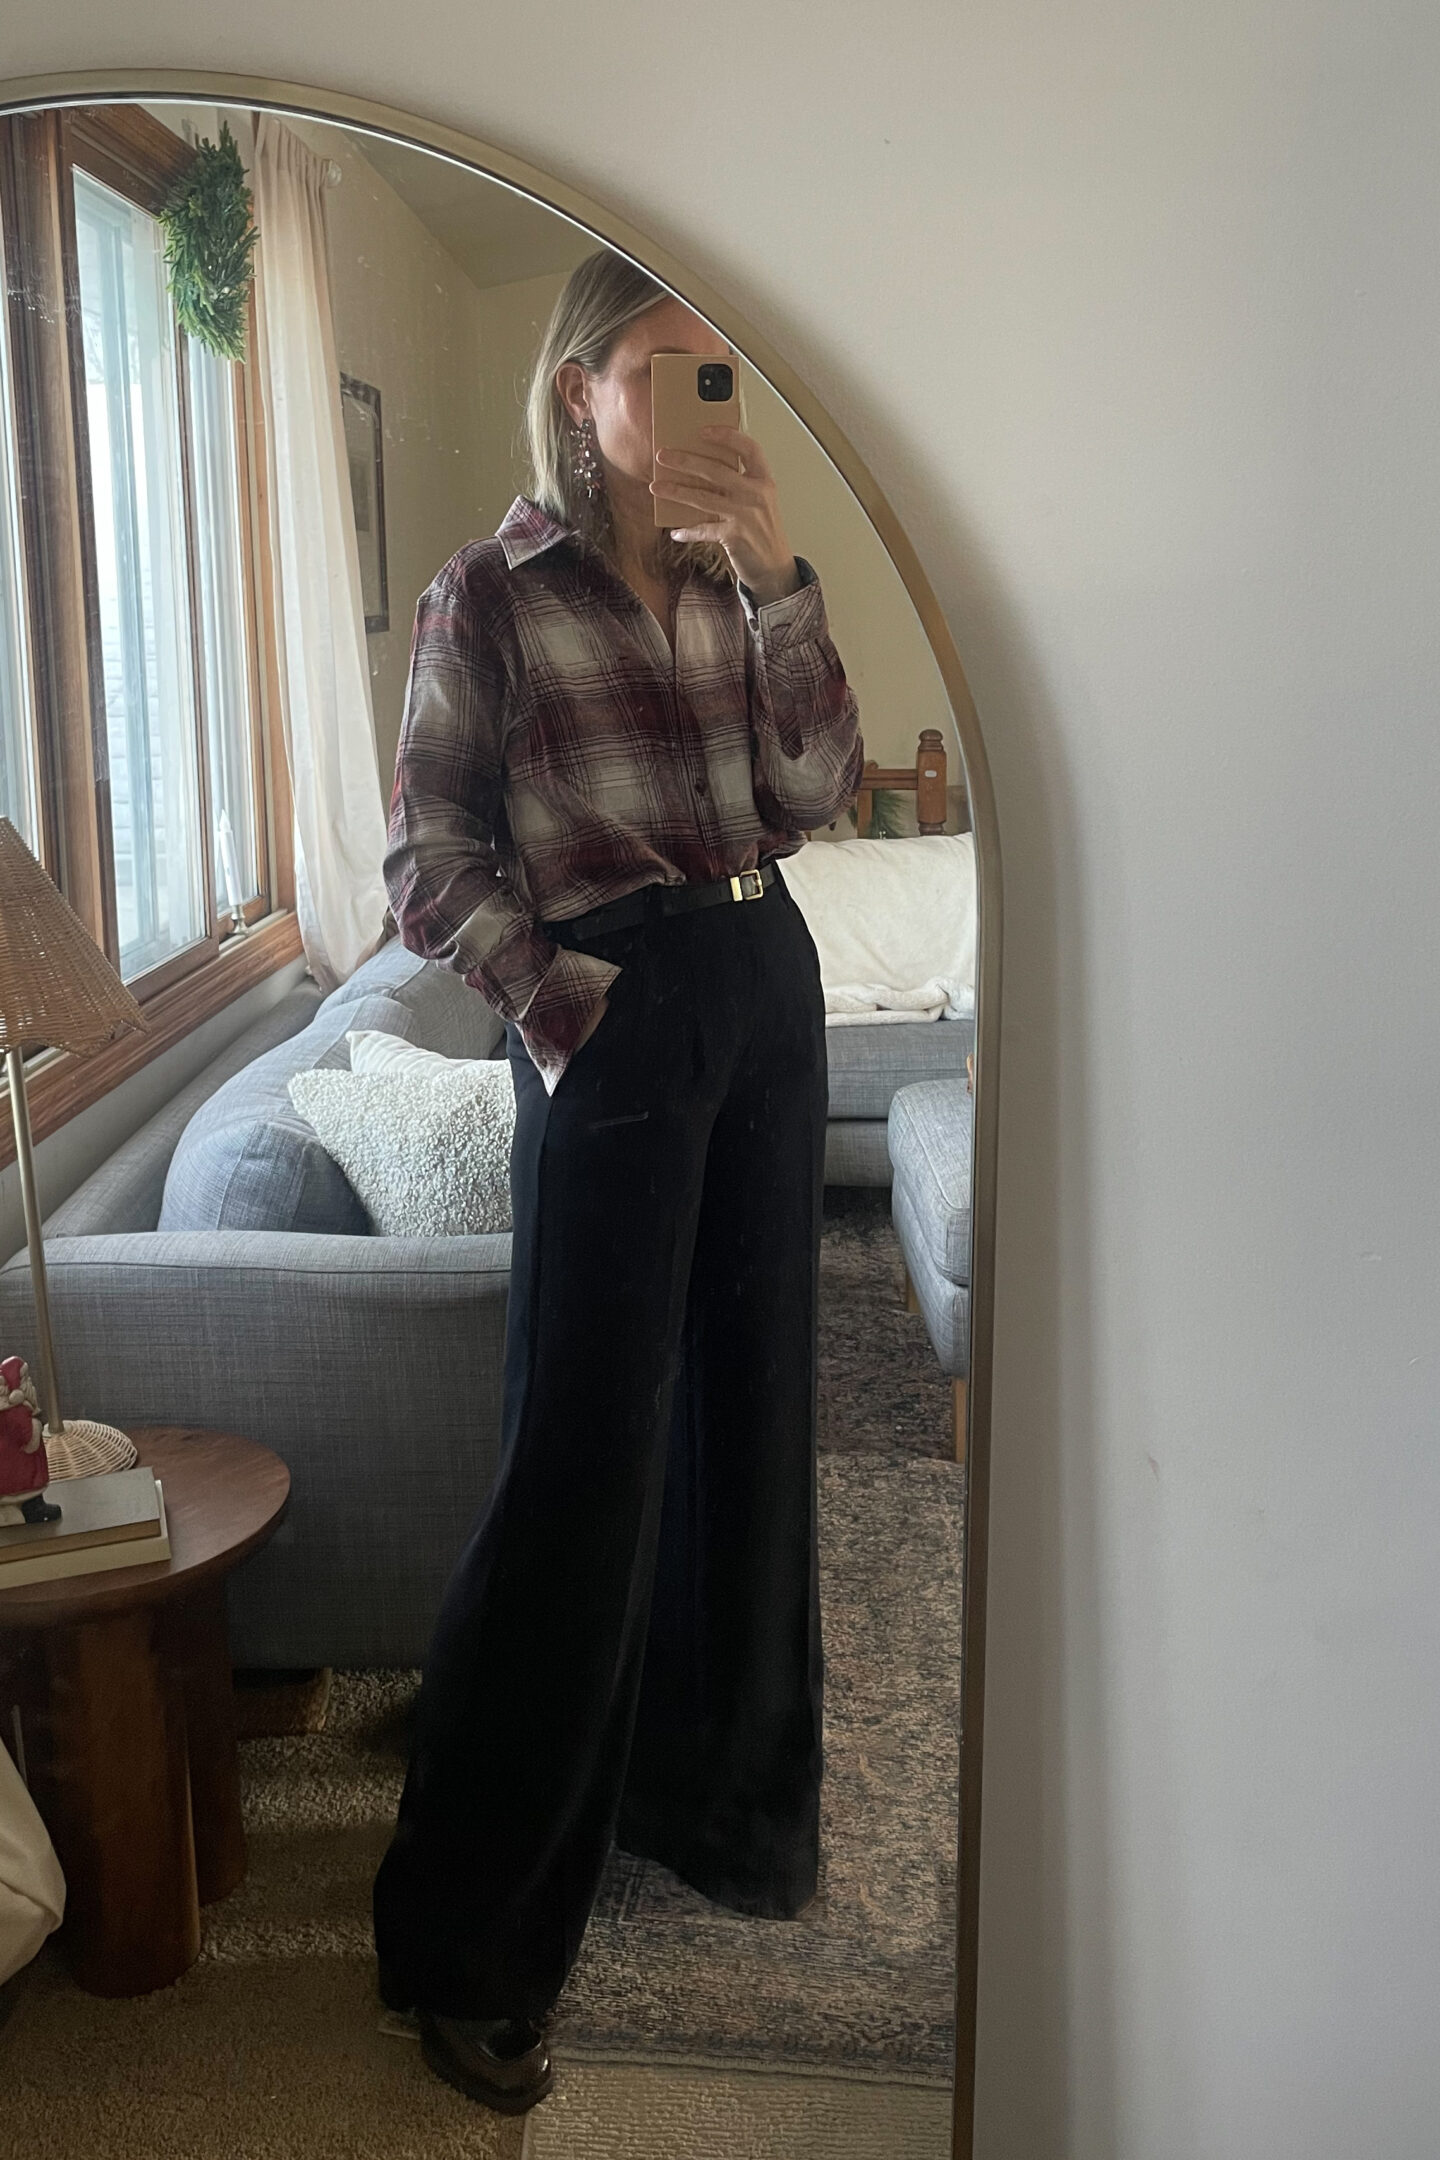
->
[0, 1426, 289, 1997]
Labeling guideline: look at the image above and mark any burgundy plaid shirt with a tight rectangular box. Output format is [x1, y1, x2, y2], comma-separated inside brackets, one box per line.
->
[383, 495, 865, 1094]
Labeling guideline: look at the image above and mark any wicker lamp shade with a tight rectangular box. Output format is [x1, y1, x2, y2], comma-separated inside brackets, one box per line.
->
[0, 818, 144, 1487]
[0, 818, 144, 1054]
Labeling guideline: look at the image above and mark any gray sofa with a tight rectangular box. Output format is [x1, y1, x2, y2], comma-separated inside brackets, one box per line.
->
[0, 931, 970, 1670]
[823, 1011, 974, 1186]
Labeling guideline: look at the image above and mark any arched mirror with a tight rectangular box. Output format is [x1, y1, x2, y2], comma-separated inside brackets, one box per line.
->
[0, 75, 999, 2160]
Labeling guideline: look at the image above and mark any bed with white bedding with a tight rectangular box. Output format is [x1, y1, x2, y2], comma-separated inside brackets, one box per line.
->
[777, 832, 976, 1185]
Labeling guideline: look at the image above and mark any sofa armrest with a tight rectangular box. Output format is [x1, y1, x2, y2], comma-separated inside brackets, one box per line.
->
[0, 1232, 514, 1668]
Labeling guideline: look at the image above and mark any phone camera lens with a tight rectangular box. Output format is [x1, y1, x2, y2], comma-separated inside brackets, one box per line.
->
[697, 362, 733, 402]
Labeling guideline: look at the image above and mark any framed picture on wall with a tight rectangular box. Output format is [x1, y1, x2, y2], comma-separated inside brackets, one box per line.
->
[340, 373, 389, 633]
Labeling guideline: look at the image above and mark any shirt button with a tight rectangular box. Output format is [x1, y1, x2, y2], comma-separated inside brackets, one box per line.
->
[694, 774, 709, 795]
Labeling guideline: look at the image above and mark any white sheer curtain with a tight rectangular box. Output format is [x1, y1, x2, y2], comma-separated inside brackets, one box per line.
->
[248, 113, 388, 991]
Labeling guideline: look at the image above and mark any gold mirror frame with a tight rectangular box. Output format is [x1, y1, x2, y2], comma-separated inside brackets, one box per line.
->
[0, 67, 1003, 2158]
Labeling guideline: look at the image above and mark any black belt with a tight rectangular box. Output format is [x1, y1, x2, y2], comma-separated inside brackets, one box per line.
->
[544, 861, 776, 943]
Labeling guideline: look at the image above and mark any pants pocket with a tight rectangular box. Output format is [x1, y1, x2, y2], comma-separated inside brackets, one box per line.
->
[554, 936, 647, 1089]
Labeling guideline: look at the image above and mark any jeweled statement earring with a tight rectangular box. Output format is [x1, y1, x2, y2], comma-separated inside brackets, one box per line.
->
[570, 414, 603, 501]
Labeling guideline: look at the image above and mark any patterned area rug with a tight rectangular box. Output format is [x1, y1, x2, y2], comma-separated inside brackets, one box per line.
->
[819, 1187, 953, 1461]
[564, 1451, 962, 2078]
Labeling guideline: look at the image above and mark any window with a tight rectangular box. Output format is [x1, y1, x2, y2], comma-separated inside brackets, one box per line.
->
[0, 103, 297, 1160]
[73, 167, 209, 977]
[0, 273, 37, 850]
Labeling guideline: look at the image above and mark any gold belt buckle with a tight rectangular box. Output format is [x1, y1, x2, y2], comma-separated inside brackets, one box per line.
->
[729, 868, 764, 902]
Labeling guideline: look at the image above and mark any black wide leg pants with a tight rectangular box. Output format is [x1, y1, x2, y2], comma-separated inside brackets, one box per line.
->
[372, 866, 829, 2020]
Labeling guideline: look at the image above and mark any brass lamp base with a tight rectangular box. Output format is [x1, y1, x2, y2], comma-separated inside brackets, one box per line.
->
[43, 1419, 139, 1479]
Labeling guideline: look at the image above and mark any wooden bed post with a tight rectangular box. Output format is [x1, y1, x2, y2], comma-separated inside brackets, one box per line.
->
[851, 731, 950, 837]
[916, 729, 947, 833]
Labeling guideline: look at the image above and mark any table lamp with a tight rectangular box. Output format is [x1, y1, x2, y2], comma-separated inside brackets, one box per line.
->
[0, 817, 146, 1477]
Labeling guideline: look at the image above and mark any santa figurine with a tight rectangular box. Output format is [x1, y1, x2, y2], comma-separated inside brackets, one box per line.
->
[0, 1355, 61, 1526]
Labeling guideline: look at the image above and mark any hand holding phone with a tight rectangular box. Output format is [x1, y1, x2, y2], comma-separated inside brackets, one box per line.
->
[649, 353, 801, 602]
[650, 353, 743, 528]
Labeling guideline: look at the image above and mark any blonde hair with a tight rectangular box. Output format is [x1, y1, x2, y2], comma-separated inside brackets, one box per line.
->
[523, 249, 732, 586]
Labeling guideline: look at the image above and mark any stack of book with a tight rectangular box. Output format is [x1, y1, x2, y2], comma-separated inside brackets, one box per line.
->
[0, 1467, 170, 1589]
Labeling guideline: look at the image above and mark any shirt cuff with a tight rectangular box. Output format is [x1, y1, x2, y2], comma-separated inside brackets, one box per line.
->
[516, 944, 621, 1096]
[736, 556, 826, 649]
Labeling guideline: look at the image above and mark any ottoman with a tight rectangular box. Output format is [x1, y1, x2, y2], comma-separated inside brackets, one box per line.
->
[887, 1078, 973, 1462]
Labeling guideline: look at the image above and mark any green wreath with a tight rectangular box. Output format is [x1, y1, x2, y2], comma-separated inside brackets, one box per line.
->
[159, 119, 259, 363]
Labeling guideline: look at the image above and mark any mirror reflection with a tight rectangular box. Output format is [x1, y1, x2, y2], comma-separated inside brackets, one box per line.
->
[0, 94, 977, 2157]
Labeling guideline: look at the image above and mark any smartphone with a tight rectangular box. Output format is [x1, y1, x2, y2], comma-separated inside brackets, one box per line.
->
[651, 351, 743, 528]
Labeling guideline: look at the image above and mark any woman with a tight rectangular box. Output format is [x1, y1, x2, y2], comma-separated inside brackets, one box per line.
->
[372, 248, 864, 2115]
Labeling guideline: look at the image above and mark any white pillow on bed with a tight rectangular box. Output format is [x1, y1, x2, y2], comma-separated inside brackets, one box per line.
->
[285, 1031, 516, 1235]
[776, 833, 977, 1024]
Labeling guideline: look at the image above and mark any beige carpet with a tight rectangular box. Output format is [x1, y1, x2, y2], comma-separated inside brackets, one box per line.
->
[817, 1185, 954, 1462]
[0, 1948, 520, 2159]
[522, 2061, 953, 2159]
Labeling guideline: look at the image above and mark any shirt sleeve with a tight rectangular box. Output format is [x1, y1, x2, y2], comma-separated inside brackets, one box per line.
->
[382, 565, 618, 1095]
[736, 555, 865, 831]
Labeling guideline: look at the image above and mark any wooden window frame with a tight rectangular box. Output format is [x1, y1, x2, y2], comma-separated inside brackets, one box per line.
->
[0, 104, 300, 1171]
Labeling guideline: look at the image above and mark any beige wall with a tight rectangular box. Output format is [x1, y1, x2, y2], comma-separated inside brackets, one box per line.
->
[459, 267, 560, 531]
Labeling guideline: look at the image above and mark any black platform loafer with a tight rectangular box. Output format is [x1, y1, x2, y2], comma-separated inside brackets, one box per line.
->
[418, 2011, 554, 2115]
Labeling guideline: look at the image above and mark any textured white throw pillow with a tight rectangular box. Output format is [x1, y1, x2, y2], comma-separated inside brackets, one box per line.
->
[287, 1056, 517, 1235]
[343, 1029, 493, 1081]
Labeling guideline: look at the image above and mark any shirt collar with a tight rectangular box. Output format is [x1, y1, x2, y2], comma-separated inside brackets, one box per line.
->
[496, 495, 577, 569]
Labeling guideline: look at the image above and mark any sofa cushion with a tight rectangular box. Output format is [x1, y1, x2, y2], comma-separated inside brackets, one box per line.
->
[887, 1078, 974, 1284]
[825, 1014, 974, 1122]
[157, 993, 422, 1234]
[40, 979, 324, 1238]
[317, 937, 504, 1060]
